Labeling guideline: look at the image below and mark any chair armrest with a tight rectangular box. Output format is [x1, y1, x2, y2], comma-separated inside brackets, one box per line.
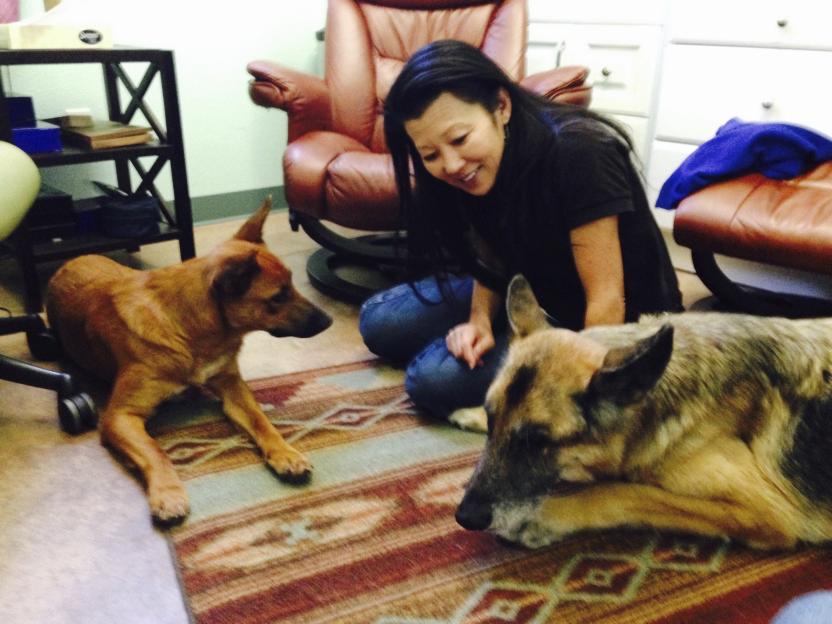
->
[521, 65, 592, 107]
[284, 131, 371, 217]
[247, 60, 333, 141]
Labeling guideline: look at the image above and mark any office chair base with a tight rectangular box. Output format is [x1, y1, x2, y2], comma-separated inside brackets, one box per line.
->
[27, 328, 61, 360]
[59, 392, 97, 435]
[0, 354, 98, 435]
[0, 313, 61, 360]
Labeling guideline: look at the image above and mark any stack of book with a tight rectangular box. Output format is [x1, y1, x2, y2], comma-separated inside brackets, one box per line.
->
[48, 118, 153, 150]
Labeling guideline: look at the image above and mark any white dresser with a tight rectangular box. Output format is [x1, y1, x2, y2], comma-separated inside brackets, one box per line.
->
[646, 0, 832, 290]
[526, 0, 668, 167]
[647, 0, 832, 226]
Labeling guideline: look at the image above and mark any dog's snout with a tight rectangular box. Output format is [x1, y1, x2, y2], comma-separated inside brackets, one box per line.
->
[269, 305, 333, 338]
[300, 307, 333, 337]
[455, 491, 493, 531]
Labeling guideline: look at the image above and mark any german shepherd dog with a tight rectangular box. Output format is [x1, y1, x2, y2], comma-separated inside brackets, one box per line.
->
[456, 275, 832, 550]
[46, 198, 332, 524]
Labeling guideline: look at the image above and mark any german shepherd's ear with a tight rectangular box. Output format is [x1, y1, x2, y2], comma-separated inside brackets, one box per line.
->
[233, 196, 272, 243]
[209, 251, 261, 301]
[507, 274, 550, 337]
[586, 324, 674, 404]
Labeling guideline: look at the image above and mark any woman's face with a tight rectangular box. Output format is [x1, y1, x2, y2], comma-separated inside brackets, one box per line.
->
[404, 89, 511, 196]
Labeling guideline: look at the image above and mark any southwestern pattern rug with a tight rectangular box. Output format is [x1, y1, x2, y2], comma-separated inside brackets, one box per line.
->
[155, 360, 832, 624]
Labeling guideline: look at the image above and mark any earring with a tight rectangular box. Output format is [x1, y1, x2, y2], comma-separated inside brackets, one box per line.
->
[504, 123, 510, 141]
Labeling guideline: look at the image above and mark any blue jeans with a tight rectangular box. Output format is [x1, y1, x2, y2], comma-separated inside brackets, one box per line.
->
[359, 274, 510, 417]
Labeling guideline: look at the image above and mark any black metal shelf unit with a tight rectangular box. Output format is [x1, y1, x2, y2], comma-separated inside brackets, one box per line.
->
[0, 47, 195, 312]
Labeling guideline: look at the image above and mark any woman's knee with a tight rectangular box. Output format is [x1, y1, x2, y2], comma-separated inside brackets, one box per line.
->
[359, 278, 470, 361]
[359, 297, 394, 358]
[405, 360, 457, 416]
[358, 284, 415, 358]
[405, 341, 493, 416]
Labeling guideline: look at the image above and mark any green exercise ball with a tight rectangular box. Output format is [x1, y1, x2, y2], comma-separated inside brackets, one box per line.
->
[0, 140, 41, 240]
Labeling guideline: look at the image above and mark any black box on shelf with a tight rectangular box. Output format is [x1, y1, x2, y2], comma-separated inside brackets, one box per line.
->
[26, 184, 78, 243]
[72, 197, 103, 235]
[99, 195, 161, 238]
[30, 183, 74, 220]
[7, 93, 36, 128]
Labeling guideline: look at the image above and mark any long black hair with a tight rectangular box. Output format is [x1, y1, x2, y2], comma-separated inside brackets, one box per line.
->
[384, 39, 635, 297]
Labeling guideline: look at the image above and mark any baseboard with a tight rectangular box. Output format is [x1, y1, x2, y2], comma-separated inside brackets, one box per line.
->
[190, 186, 287, 223]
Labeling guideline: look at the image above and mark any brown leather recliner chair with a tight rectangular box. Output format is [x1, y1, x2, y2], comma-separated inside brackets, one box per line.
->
[247, 0, 592, 302]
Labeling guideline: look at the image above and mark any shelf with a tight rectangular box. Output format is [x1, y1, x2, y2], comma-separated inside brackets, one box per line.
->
[31, 141, 174, 166]
[0, 47, 171, 65]
[0, 46, 195, 312]
[30, 223, 183, 262]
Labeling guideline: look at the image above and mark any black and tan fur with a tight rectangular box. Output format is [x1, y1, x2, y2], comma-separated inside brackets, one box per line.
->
[456, 275, 832, 550]
[46, 198, 332, 524]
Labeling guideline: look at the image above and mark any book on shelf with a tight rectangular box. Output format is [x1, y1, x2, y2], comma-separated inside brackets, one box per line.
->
[45, 118, 153, 150]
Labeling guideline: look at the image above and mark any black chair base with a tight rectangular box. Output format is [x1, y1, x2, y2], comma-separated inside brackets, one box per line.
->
[293, 211, 429, 304]
[306, 245, 428, 304]
[0, 313, 98, 434]
[690, 250, 832, 318]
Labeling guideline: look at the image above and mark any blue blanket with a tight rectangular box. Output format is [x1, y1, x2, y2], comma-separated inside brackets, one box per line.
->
[655, 118, 832, 209]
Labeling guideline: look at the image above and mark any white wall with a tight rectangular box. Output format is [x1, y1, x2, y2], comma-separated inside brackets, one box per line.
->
[8, 0, 327, 199]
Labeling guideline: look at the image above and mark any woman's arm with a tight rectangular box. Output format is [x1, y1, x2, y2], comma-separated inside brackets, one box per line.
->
[570, 214, 626, 327]
[446, 279, 502, 369]
[469, 278, 502, 331]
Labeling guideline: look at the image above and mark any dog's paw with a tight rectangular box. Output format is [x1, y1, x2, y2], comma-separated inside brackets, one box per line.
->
[267, 447, 312, 484]
[149, 481, 190, 525]
[491, 501, 562, 549]
[449, 406, 488, 433]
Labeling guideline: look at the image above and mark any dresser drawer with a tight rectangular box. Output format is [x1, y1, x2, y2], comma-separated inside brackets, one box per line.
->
[654, 44, 832, 143]
[528, 0, 667, 25]
[668, 0, 832, 49]
[528, 23, 661, 116]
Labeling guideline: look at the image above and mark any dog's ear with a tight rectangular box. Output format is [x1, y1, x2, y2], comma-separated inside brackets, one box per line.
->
[586, 324, 674, 404]
[233, 195, 272, 243]
[209, 251, 261, 301]
[507, 274, 549, 337]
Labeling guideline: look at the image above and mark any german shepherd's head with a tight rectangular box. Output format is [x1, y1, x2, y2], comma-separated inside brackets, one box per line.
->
[456, 275, 673, 535]
[206, 196, 332, 339]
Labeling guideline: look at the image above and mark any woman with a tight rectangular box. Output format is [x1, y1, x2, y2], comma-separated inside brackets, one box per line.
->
[359, 39, 682, 428]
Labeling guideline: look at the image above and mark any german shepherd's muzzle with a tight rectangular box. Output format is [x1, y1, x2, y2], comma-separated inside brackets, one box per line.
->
[457, 275, 832, 550]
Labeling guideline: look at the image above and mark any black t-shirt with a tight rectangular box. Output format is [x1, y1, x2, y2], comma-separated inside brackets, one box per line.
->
[467, 125, 683, 330]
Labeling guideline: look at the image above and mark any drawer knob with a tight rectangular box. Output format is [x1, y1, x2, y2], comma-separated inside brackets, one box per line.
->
[761, 101, 774, 109]
[776, 18, 788, 27]
[600, 67, 611, 77]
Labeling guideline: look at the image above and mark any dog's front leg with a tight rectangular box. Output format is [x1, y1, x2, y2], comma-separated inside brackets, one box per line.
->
[207, 371, 312, 482]
[493, 483, 793, 549]
[99, 370, 189, 524]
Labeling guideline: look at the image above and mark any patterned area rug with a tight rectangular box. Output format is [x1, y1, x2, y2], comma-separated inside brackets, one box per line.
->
[158, 360, 832, 624]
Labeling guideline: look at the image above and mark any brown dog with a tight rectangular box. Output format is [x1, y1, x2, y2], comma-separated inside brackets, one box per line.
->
[456, 275, 832, 550]
[46, 198, 332, 523]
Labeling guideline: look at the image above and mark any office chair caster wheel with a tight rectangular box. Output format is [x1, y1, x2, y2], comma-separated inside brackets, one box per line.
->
[27, 329, 62, 361]
[58, 392, 97, 435]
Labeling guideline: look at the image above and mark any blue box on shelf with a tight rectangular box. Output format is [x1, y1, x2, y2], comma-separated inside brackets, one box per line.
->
[11, 121, 63, 154]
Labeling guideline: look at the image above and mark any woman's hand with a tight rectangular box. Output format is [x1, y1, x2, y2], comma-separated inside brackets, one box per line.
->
[446, 320, 495, 369]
